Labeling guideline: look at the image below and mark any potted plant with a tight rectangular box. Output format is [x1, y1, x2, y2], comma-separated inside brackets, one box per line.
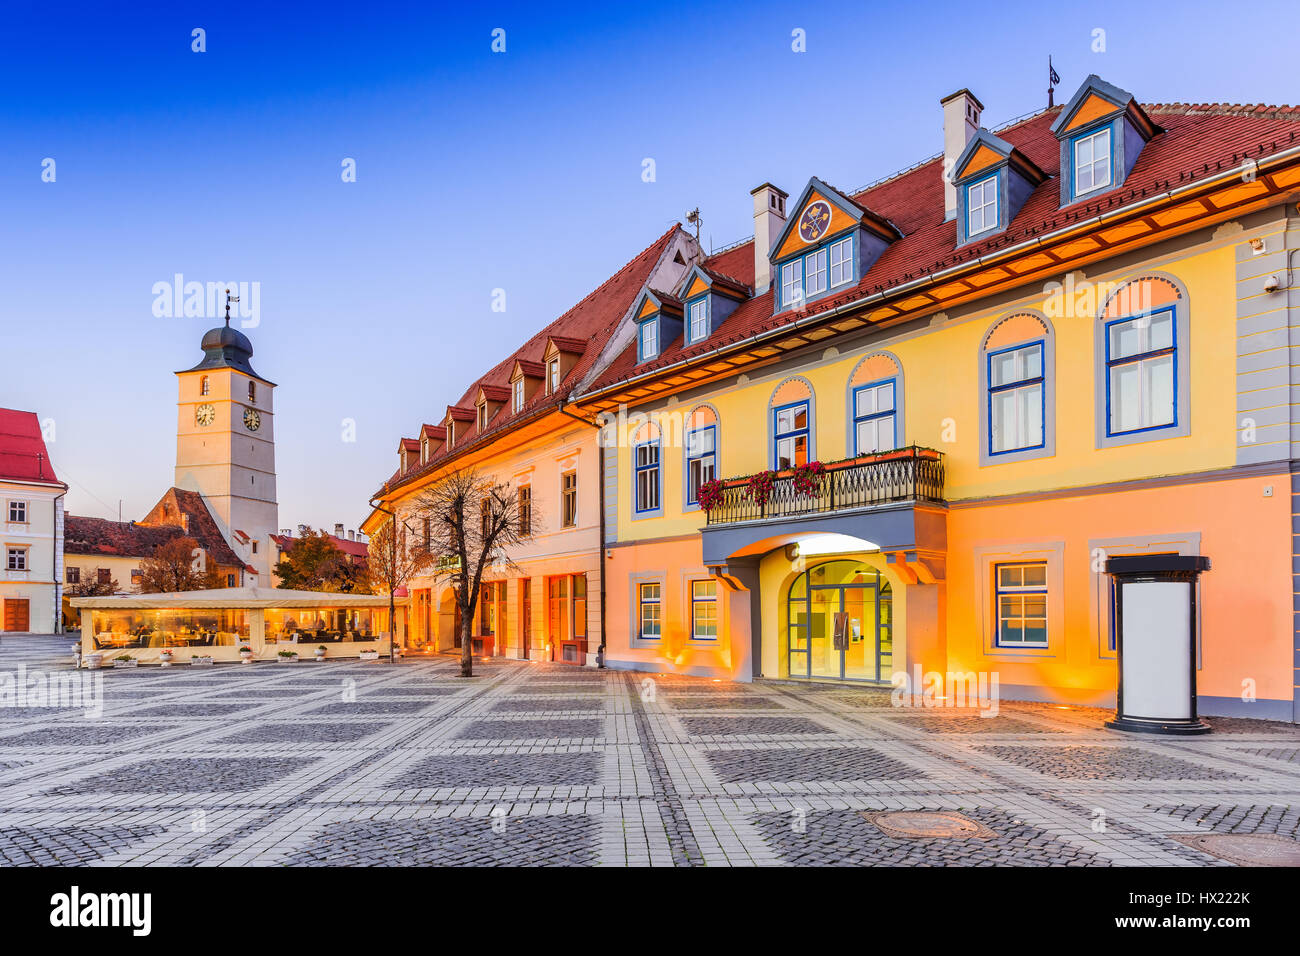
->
[190, 654, 214, 667]
[277, 650, 298, 664]
[238, 643, 253, 663]
[697, 478, 726, 513]
[790, 460, 826, 497]
[86, 652, 104, 671]
[314, 645, 327, 661]
[113, 654, 138, 669]
[159, 648, 174, 667]
[746, 470, 777, 508]
[358, 647, 380, 661]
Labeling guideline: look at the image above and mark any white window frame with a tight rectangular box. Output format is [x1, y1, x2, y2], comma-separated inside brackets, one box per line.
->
[781, 261, 802, 308]
[829, 236, 854, 288]
[512, 377, 524, 413]
[6, 547, 28, 572]
[7, 501, 27, 523]
[690, 579, 718, 640]
[688, 298, 708, 343]
[967, 175, 998, 236]
[638, 582, 662, 640]
[639, 320, 658, 361]
[1073, 127, 1112, 197]
[634, 441, 661, 514]
[804, 247, 828, 298]
[994, 562, 1049, 648]
[547, 359, 561, 394]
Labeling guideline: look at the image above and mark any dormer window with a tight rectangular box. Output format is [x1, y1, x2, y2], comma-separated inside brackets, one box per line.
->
[828, 237, 854, 287]
[547, 358, 561, 394]
[687, 299, 708, 343]
[967, 176, 999, 236]
[638, 320, 658, 361]
[477, 404, 487, 431]
[447, 421, 455, 447]
[1072, 127, 1112, 197]
[421, 438, 429, 463]
[513, 377, 524, 412]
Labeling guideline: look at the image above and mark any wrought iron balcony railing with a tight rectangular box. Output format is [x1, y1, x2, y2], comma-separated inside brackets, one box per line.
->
[702, 446, 945, 527]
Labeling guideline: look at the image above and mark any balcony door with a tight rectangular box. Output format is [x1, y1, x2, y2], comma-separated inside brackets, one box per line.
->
[787, 560, 891, 683]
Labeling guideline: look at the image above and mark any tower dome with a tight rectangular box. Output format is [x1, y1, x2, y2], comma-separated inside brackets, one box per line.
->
[181, 314, 270, 382]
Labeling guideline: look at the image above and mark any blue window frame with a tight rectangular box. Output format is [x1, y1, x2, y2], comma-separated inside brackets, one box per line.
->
[967, 174, 999, 236]
[638, 318, 658, 362]
[634, 440, 660, 514]
[852, 380, 896, 455]
[691, 579, 718, 640]
[778, 234, 854, 310]
[686, 297, 709, 343]
[1104, 308, 1176, 437]
[987, 341, 1045, 455]
[638, 582, 661, 640]
[685, 425, 716, 505]
[773, 400, 810, 469]
[1071, 126, 1113, 198]
[994, 562, 1047, 648]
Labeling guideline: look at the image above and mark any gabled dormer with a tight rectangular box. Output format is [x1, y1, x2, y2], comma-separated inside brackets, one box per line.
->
[676, 264, 750, 346]
[443, 405, 474, 448]
[475, 384, 509, 432]
[632, 290, 683, 364]
[509, 359, 545, 413]
[542, 335, 586, 395]
[769, 177, 900, 314]
[1050, 75, 1160, 207]
[418, 423, 445, 464]
[398, 438, 420, 473]
[951, 129, 1049, 246]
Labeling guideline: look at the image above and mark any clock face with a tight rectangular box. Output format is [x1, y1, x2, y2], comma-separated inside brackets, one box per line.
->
[195, 404, 216, 426]
[798, 200, 832, 243]
[243, 407, 261, 432]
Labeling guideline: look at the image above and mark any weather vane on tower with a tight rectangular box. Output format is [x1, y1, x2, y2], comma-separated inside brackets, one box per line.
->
[224, 288, 239, 326]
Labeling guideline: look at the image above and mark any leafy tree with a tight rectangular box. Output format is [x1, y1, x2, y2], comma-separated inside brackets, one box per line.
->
[274, 526, 363, 592]
[135, 536, 223, 593]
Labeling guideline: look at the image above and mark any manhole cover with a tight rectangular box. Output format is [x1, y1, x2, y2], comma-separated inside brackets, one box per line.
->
[863, 810, 997, 840]
[1171, 833, 1300, 867]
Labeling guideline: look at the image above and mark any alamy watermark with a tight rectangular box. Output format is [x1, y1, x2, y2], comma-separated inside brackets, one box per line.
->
[151, 275, 260, 327]
[0, 665, 103, 718]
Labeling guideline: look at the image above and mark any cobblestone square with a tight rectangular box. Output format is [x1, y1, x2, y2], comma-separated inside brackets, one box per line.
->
[0, 637, 1297, 866]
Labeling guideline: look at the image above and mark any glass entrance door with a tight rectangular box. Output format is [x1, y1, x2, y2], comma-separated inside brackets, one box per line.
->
[809, 587, 839, 678]
[786, 561, 892, 683]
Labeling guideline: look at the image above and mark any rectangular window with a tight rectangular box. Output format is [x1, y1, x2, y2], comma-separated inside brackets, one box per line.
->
[477, 404, 487, 431]
[804, 247, 828, 298]
[517, 485, 532, 536]
[548, 359, 561, 393]
[1106, 310, 1175, 436]
[6, 548, 27, 571]
[423, 516, 431, 550]
[638, 582, 661, 639]
[131, 569, 142, 582]
[691, 579, 718, 640]
[479, 580, 496, 636]
[8, 501, 27, 523]
[634, 441, 660, 513]
[1074, 127, 1112, 196]
[571, 574, 587, 639]
[994, 562, 1048, 648]
[480, 499, 491, 542]
[686, 426, 716, 505]
[688, 298, 708, 342]
[774, 401, 810, 469]
[781, 261, 802, 309]
[829, 236, 853, 287]
[967, 175, 998, 236]
[548, 576, 569, 642]
[561, 471, 577, 528]
[512, 377, 524, 413]
[639, 320, 658, 361]
[66, 566, 80, 584]
[988, 343, 1045, 454]
[853, 381, 896, 455]
[97, 568, 112, 585]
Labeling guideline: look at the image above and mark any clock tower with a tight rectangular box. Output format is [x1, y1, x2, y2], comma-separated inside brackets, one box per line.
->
[174, 307, 278, 582]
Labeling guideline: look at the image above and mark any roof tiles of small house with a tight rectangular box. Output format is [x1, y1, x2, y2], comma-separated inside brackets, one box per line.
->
[136, 487, 246, 569]
[65, 515, 191, 558]
[583, 102, 1300, 394]
[380, 224, 680, 492]
[478, 384, 511, 403]
[270, 531, 369, 560]
[0, 407, 62, 486]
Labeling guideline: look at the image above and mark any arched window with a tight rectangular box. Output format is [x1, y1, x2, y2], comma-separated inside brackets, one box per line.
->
[632, 421, 662, 517]
[847, 352, 903, 455]
[979, 311, 1055, 465]
[684, 405, 718, 508]
[1095, 275, 1188, 447]
[248, 381, 256, 403]
[200, 376, 209, 396]
[768, 377, 815, 470]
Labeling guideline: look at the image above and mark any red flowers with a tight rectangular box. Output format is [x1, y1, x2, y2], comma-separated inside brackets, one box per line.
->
[790, 460, 825, 497]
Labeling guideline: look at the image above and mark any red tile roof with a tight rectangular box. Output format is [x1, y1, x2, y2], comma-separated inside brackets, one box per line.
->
[0, 408, 62, 486]
[137, 487, 246, 569]
[378, 225, 682, 494]
[270, 531, 369, 561]
[584, 102, 1300, 394]
[65, 516, 191, 558]
[477, 384, 511, 404]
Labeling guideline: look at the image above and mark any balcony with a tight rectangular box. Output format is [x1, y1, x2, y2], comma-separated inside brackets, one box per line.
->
[703, 446, 945, 527]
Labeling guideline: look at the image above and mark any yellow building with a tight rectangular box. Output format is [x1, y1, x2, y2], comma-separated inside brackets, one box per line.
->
[573, 77, 1300, 721]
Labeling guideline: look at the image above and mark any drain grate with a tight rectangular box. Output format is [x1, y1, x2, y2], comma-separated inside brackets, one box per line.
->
[1171, 833, 1300, 867]
[863, 810, 997, 840]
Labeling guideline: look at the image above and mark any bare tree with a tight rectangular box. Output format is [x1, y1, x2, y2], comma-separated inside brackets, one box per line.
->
[365, 515, 430, 662]
[411, 467, 532, 677]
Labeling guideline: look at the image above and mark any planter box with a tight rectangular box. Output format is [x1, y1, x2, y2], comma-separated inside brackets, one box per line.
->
[112, 659, 139, 669]
[85, 653, 104, 670]
[277, 655, 298, 664]
[190, 657, 215, 667]
[358, 651, 380, 661]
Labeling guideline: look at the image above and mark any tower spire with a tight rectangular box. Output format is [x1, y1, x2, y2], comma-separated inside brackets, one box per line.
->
[224, 288, 239, 327]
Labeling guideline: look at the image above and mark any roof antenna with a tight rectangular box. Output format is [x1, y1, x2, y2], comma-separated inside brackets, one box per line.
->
[224, 288, 239, 326]
[1048, 56, 1060, 108]
[685, 208, 702, 242]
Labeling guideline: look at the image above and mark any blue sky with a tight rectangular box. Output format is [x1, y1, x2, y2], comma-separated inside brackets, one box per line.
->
[2, 0, 1293, 532]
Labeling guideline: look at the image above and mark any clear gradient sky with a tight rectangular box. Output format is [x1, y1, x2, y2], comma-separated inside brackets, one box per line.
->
[2, 0, 1293, 533]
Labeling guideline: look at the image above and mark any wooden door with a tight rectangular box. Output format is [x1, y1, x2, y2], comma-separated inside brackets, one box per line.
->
[3, 599, 30, 632]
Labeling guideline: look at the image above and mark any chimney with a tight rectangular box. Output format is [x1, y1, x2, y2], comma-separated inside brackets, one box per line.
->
[750, 183, 788, 295]
[279, 528, 291, 536]
[347, 530, 355, 541]
[333, 523, 344, 537]
[297, 523, 307, 536]
[940, 89, 983, 221]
